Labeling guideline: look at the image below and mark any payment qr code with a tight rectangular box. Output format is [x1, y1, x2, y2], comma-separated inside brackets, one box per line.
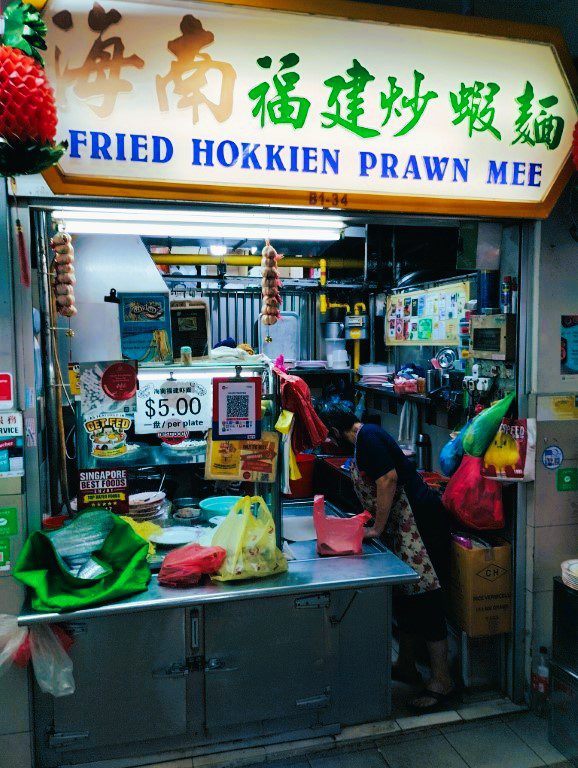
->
[226, 393, 250, 419]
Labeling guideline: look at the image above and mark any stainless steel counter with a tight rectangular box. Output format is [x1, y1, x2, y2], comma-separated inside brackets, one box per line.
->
[19, 547, 417, 625]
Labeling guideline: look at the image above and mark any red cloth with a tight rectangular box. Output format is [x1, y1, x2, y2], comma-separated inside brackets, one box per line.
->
[274, 368, 328, 452]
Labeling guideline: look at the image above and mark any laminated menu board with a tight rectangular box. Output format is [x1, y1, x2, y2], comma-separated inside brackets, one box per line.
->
[118, 293, 172, 363]
[205, 430, 278, 483]
[385, 281, 470, 346]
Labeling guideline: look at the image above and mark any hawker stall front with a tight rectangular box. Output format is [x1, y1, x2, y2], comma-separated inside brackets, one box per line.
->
[0, 0, 577, 766]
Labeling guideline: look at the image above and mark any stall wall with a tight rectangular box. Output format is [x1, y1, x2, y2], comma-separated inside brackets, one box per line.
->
[526, 185, 578, 680]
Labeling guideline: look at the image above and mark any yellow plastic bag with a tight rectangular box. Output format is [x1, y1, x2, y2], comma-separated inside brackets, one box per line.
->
[211, 496, 287, 582]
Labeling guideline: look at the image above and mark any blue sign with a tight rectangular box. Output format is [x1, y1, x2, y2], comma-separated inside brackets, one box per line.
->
[542, 445, 564, 470]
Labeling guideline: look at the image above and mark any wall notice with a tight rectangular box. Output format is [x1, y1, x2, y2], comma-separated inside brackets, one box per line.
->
[561, 315, 578, 378]
[0, 412, 24, 477]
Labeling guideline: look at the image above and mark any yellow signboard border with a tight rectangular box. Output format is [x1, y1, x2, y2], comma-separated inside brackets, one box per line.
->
[42, 0, 578, 219]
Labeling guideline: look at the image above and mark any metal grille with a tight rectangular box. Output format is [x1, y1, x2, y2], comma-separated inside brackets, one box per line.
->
[189, 286, 316, 360]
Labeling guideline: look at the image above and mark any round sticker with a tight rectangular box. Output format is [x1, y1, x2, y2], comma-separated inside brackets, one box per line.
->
[101, 362, 137, 401]
[541, 445, 564, 470]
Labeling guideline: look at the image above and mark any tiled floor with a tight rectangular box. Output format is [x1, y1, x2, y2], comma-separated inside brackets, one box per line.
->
[142, 712, 570, 768]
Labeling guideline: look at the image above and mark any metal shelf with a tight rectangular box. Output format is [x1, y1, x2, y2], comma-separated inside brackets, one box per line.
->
[355, 383, 432, 406]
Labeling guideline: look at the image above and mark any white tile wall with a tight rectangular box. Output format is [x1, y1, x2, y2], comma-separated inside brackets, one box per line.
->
[532, 524, 578, 592]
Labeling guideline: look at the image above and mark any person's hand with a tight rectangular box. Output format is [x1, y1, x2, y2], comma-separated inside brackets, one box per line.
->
[364, 527, 382, 540]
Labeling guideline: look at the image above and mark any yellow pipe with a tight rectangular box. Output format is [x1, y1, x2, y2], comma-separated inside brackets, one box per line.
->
[352, 302, 366, 373]
[328, 301, 351, 313]
[151, 254, 363, 269]
[319, 257, 328, 316]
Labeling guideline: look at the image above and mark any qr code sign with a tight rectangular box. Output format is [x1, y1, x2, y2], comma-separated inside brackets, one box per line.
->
[226, 393, 249, 420]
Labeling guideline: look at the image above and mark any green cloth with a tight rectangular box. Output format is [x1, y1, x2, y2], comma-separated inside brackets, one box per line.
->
[14, 511, 151, 612]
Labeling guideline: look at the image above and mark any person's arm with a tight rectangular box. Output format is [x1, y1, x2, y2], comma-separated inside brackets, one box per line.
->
[364, 469, 397, 538]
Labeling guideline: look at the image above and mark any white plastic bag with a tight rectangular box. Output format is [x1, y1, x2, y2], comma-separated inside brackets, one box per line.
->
[29, 625, 75, 697]
[0, 614, 27, 676]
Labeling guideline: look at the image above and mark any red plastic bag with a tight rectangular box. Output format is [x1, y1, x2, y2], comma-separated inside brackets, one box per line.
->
[313, 495, 371, 556]
[442, 455, 504, 530]
[158, 544, 227, 588]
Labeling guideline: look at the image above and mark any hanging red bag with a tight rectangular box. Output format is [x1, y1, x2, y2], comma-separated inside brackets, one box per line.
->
[158, 544, 227, 588]
[313, 495, 371, 556]
[442, 455, 504, 530]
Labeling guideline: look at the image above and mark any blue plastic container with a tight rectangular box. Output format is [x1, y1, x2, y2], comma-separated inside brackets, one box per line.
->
[199, 496, 243, 518]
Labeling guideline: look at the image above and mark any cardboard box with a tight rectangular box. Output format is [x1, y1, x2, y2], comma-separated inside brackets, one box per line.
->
[450, 538, 512, 637]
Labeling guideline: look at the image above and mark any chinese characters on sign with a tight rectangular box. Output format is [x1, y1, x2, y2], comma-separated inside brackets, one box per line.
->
[51, 5, 567, 143]
[53, 3, 144, 118]
[156, 14, 236, 122]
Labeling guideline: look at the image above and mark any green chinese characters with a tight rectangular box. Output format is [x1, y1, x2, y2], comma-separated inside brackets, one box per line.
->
[247, 56, 566, 149]
[248, 53, 310, 129]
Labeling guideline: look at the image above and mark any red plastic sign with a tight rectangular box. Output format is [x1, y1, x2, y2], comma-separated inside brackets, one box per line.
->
[0, 373, 13, 410]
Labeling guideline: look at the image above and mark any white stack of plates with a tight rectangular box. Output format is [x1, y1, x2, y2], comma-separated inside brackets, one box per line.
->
[561, 559, 578, 590]
[128, 492, 168, 522]
[359, 363, 394, 387]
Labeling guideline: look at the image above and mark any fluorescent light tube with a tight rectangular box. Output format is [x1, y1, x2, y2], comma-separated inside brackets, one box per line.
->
[50, 207, 345, 241]
[59, 220, 342, 241]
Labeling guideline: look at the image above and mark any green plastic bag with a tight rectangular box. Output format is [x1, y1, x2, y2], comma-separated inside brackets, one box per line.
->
[14, 510, 150, 613]
[463, 392, 515, 457]
[211, 496, 287, 582]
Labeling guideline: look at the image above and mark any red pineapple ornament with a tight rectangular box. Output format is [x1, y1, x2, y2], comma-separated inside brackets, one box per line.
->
[0, 1, 67, 176]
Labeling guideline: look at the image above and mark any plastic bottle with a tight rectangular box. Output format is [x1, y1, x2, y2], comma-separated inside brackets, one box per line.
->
[501, 276, 512, 314]
[531, 646, 550, 717]
[510, 277, 518, 314]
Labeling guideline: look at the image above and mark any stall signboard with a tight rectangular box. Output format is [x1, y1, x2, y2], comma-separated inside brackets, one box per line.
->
[212, 376, 262, 441]
[0, 412, 24, 478]
[386, 281, 469, 346]
[135, 378, 211, 434]
[41, 0, 577, 218]
[78, 468, 129, 514]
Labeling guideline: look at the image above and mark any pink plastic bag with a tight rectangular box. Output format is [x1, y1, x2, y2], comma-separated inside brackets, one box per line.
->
[313, 495, 371, 556]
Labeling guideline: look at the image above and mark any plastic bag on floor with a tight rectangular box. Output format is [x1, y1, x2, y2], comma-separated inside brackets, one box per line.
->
[29, 624, 75, 697]
[0, 614, 27, 676]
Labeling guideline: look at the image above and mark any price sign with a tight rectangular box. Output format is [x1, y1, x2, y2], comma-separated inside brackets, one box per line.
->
[135, 378, 211, 434]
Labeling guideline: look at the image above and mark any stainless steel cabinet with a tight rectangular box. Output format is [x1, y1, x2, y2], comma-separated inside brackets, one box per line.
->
[38, 609, 189, 763]
[204, 593, 336, 731]
[32, 586, 393, 767]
